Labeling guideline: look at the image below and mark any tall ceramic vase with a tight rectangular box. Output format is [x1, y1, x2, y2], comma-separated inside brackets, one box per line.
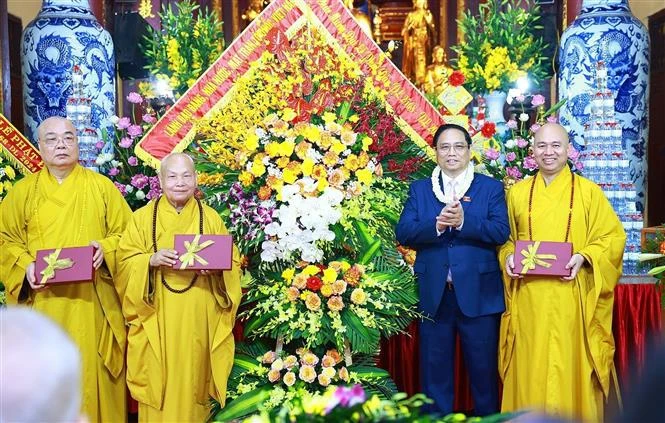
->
[485, 90, 507, 135]
[558, 0, 649, 208]
[21, 0, 116, 143]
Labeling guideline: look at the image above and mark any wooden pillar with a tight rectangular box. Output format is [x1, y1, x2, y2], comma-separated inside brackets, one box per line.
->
[88, 0, 106, 26]
[564, 0, 583, 28]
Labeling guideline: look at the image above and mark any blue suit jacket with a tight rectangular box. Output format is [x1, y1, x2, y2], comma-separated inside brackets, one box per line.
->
[396, 173, 510, 318]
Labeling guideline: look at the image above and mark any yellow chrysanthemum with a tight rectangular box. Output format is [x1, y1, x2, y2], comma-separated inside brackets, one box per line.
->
[356, 168, 373, 185]
[282, 268, 296, 282]
[322, 112, 337, 125]
[321, 268, 337, 283]
[250, 161, 266, 177]
[301, 158, 315, 176]
[281, 108, 297, 122]
[245, 132, 259, 152]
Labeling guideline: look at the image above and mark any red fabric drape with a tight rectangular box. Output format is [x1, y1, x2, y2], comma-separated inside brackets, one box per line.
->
[613, 284, 663, 392]
[379, 283, 663, 412]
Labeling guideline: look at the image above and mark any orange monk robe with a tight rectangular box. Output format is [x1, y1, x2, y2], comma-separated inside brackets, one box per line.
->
[0, 165, 131, 422]
[117, 197, 242, 422]
[498, 166, 625, 422]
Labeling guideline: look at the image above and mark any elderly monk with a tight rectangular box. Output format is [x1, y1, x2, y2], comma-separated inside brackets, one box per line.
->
[499, 123, 626, 421]
[117, 153, 242, 422]
[0, 116, 131, 422]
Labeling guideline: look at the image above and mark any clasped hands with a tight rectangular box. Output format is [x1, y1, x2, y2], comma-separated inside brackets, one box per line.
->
[505, 253, 587, 281]
[436, 199, 464, 232]
[150, 249, 218, 275]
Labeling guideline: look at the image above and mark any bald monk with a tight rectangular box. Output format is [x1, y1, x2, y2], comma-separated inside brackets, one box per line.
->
[0, 116, 131, 422]
[499, 123, 626, 421]
[117, 153, 242, 422]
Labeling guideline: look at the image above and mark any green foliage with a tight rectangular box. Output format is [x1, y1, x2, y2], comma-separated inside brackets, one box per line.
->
[142, 0, 224, 96]
[453, 0, 550, 93]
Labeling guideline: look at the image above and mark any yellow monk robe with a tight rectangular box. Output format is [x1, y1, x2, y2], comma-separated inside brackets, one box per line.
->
[498, 166, 625, 422]
[0, 165, 131, 422]
[117, 196, 242, 422]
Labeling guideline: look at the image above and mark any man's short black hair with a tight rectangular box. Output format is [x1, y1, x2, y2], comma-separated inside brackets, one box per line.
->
[432, 123, 472, 147]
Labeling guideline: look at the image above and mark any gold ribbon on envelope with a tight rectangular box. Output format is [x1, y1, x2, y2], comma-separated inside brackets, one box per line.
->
[39, 249, 74, 285]
[520, 241, 557, 273]
[179, 235, 214, 270]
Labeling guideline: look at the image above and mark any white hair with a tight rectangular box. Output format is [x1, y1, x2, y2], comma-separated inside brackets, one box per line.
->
[158, 152, 196, 177]
[0, 307, 82, 422]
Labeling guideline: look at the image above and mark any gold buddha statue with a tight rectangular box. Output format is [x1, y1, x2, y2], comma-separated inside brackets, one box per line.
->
[344, 0, 373, 39]
[424, 46, 453, 95]
[401, 0, 435, 87]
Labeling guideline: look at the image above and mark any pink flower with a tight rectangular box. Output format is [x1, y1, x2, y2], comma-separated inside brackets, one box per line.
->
[95, 141, 105, 150]
[131, 174, 149, 190]
[567, 144, 580, 160]
[143, 114, 157, 124]
[127, 125, 143, 138]
[126, 92, 143, 104]
[506, 152, 517, 162]
[108, 167, 119, 176]
[515, 95, 526, 103]
[128, 156, 138, 166]
[507, 120, 517, 129]
[575, 161, 584, 171]
[116, 117, 131, 130]
[524, 155, 538, 170]
[119, 137, 133, 148]
[113, 181, 126, 195]
[147, 188, 161, 200]
[531, 94, 546, 106]
[516, 138, 528, 148]
[485, 148, 500, 160]
[506, 166, 523, 179]
[530, 123, 541, 133]
[547, 115, 558, 123]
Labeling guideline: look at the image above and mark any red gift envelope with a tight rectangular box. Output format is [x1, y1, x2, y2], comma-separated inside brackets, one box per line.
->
[514, 240, 572, 277]
[35, 246, 95, 285]
[173, 234, 233, 271]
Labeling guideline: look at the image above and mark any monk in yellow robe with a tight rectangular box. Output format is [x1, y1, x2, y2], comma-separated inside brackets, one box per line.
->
[499, 123, 625, 422]
[117, 153, 242, 422]
[0, 117, 131, 422]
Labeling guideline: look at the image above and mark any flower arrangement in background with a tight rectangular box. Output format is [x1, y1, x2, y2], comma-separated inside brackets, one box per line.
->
[98, 93, 160, 210]
[142, 0, 224, 97]
[453, 0, 549, 94]
[0, 154, 22, 204]
[481, 97, 581, 187]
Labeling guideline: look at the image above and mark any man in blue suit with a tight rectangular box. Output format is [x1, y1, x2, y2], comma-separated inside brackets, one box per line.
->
[396, 123, 509, 416]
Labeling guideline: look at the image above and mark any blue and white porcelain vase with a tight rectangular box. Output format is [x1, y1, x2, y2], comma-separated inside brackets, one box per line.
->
[558, 0, 649, 208]
[21, 0, 115, 143]
[484, 90, 508, 136]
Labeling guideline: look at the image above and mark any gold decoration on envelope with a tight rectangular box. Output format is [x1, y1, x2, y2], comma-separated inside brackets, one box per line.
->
[179, 235, 215, 269]
[520, 241, 557, 273]
[39, 249, 74, 285]
[437, 85, 473, 115]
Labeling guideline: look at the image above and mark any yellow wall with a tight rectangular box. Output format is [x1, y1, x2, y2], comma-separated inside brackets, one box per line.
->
[8, 1, 41, 28]
[631, 0, 665, 25]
